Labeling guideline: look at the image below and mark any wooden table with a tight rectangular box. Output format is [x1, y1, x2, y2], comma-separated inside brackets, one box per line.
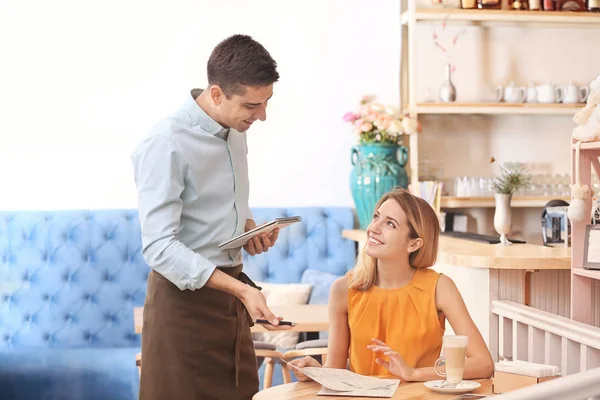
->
[134, 304, 329, 334]
[252, 379, 493, 399]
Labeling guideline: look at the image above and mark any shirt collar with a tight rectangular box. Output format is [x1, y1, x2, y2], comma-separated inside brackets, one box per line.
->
[185, 89, 230, 139]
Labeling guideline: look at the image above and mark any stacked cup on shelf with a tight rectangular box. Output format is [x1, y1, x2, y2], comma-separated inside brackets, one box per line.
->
[451, 174, 571, 197]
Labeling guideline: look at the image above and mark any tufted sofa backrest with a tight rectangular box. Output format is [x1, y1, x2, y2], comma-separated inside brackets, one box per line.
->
[0, 207, 356, 350]
[242, 207, 356, 283]
[0, 210, 147, 349]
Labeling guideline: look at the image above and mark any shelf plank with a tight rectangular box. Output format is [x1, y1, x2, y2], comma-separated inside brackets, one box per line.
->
[401, 9, 600, 26]
[572, 141, 600, 150]
[416, 102, 583, 115]
[572, 268, 600, 280]
[441, 196, 570, 208]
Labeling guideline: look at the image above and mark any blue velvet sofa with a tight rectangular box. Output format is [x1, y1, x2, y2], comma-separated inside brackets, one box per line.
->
[0, 207, 356, 400]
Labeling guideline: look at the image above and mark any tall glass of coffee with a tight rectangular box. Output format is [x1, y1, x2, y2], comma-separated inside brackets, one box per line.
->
[434, 335, 469, 384]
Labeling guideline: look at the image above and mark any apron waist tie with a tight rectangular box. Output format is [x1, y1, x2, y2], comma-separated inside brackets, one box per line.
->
[233, 271, 263, 387]
[235, 299, 243, 387]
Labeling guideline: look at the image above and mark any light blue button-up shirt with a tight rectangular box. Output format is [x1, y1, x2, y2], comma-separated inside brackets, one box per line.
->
[131, 89, 253, 290]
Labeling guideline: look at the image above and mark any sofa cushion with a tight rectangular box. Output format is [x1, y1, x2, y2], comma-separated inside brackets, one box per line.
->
[300, 269, 341, 340]
[295, 338, 328, 350]
[253, 282, 312, 348]
[253, 341, 277, 351]
[301, 269, 341, 305]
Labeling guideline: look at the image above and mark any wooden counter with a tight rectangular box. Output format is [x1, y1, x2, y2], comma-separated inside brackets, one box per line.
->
[342, 229, 571, 270]
[438, 237, 570, 270]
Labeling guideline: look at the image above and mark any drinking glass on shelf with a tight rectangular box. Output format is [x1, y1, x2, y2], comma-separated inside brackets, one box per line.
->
[560, 174, 571, 197]
[526, 173, 571, 197]
[455, 176, 467, 197]
[527, 175, 540, 196]
[541, 174, 552, 197]
[450, 174, 571, 198]
[468, 177, 478, 196]
[481, 177, 493, 196]
[453, 176, 492, 197]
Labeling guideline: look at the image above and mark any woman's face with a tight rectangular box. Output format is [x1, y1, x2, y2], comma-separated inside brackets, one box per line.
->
[365, 199, 414, 260]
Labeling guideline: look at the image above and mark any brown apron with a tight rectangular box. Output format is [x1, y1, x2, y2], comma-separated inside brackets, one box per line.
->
[139, 266, 260, 400]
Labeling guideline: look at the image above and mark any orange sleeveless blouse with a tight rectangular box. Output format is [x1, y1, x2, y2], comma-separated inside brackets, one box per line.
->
[347, 267, 445, 376]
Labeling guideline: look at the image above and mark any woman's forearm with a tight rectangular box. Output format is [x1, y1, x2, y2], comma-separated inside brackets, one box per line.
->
[411, 357, 494, 382]
[462, 356, 494, 380]
[323, 355, 349, 369]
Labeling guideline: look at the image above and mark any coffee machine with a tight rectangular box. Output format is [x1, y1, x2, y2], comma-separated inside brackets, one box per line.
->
[541, 200, 570, 247]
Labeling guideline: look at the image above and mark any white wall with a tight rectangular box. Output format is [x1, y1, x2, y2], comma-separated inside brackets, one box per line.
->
[2, 0, 587, 243]
[0, 0, 401, 210]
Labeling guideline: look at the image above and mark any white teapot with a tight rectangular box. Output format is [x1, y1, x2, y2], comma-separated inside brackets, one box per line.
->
[562, 81, 589, 104]
[536, 81, 562, 104]
[526, 82, 537, 103]
[496, 82, 526, 103]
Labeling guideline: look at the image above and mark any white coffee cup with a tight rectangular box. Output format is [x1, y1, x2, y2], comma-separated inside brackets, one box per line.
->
[434, 335, 469, 384]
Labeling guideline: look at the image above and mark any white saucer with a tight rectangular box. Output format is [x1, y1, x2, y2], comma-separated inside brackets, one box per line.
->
[423, 380, 481, 394]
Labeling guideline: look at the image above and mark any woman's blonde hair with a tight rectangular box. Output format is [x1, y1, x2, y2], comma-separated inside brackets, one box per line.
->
[348, 187, 440, 291]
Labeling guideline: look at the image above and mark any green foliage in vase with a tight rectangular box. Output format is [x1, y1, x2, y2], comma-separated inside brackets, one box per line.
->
[492, 162, 531, 195]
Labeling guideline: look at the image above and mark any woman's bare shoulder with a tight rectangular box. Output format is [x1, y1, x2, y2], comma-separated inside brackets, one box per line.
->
[435, 273, 464, 310]
[331, 275, 349, 296]
[329, 275, 349, 309]
[436, 273, 459, 294]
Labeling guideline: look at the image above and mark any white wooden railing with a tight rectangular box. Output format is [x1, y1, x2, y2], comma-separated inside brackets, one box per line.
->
[490, 300, 600, 399]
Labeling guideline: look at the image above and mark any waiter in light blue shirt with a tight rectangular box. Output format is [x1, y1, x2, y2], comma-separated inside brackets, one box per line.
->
[131, 34, 290, 400]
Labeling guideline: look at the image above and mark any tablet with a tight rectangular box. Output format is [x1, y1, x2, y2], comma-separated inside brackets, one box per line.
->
[218, 216, 302, 250]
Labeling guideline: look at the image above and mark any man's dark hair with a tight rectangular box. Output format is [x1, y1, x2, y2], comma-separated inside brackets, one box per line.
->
[207, 34, 279, 98]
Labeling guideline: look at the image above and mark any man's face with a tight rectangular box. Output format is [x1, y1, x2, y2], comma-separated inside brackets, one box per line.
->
[216, 84, 273, 132]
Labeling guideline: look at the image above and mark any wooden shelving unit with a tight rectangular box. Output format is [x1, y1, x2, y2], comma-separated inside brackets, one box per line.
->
[572, 268, 600, 281]
[400, 4, 600, 190]
[441, 196, 570, 208]
[570, 141, 600, 326]
[401, 8, 600, 26]
[417, 102, 584, 115]
[572, 141, 600, 151]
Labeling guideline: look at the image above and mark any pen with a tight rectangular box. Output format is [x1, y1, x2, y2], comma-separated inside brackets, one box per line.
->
[255, 319, 296, 326]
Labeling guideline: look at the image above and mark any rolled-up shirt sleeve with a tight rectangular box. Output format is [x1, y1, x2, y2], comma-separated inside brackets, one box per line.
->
[131, 135, 216, 290]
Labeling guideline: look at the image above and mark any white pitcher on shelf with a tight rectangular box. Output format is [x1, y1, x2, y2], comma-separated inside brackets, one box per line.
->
[562, 81, 589, 104]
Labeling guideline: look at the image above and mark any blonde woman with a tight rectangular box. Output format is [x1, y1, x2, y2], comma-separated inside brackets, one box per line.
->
[289, 188, 493, 382]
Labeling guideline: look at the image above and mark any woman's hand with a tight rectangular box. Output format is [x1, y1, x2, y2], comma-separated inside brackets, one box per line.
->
[368, 338, 417, 381]
[286, 356, 322, 382]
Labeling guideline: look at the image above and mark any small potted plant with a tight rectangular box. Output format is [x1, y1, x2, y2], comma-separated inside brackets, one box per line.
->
[491, 161, 530, 245]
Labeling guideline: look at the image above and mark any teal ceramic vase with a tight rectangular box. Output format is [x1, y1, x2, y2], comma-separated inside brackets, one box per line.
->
[350, 143, 409, 229]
